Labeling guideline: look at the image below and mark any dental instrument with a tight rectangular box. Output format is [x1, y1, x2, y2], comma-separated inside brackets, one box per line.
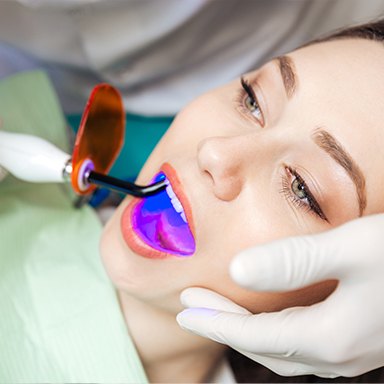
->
[0, 84, 166, 198]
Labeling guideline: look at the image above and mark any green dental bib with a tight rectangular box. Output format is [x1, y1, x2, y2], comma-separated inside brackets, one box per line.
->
[0, 71, 148, 383]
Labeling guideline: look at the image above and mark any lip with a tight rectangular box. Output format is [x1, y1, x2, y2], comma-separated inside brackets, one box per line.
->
[120, 163, 195, 259]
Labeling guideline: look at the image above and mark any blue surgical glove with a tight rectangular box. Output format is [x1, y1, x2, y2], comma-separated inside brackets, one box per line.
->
[177, 214, 384, 378]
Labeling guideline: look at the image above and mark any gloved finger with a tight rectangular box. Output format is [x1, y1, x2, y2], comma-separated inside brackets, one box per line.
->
[176, 303, 323, 356]
[230, 227, 347, 292]
[231, 214, 384, 292]
[180, 287, 251, 314]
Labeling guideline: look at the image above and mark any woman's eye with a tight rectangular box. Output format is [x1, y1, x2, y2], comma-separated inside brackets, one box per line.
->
[239, 76, 264, 126]
[245, 95, 263, 121]
[280, 166, 328, 222]
[291, 177, 307, 199]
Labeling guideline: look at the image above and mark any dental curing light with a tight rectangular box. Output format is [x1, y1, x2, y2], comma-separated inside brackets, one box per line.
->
[0, 84, 166, 198]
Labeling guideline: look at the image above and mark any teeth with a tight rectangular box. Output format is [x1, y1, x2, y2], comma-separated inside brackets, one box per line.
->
[171, 198, 183, 213]
[165, 182, 188, 223]
[166, 185, 176, 199]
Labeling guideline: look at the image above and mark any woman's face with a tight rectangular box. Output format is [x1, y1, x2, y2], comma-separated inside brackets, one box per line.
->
[100, 39, 384, 314]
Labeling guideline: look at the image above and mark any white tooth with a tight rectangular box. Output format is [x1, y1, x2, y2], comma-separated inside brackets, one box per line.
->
[166, 185, 176, 199]
[172, 198, 183, 213]
[165, 182, 189, 221]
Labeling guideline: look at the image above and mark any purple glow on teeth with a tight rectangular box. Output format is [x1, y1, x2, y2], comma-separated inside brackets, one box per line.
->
[132, 172, 195, 256]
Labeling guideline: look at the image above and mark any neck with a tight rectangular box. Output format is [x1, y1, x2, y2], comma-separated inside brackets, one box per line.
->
[118, 291, 226, 383]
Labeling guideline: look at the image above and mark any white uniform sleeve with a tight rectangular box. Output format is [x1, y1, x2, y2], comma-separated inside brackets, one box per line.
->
[1, 0, 384, 115]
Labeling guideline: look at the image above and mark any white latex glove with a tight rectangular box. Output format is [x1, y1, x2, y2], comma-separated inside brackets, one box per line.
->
[177, 214, 384, 378]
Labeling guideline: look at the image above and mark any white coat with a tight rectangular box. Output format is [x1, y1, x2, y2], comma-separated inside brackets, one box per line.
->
[1, 0, 384, 115]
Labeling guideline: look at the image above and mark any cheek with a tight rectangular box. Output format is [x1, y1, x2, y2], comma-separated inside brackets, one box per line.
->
[191, 199, 334, 313]
[155, 92, 236, 156]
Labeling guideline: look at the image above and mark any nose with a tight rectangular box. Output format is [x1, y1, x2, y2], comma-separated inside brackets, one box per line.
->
[197, 135, 249, 201]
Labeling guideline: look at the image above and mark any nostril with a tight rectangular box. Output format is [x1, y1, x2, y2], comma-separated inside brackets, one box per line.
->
[203, 169, 215, 186]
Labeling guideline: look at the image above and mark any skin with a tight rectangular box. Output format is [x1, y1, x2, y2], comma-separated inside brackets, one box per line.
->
[100, 39, 384, 382]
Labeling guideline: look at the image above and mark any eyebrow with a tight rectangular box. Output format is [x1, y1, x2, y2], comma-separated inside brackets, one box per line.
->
[312, 129, 367, 216]
[276, 55, 297, 98]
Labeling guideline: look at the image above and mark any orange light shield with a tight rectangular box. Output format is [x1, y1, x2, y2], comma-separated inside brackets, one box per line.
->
[71, 84, 125, 195]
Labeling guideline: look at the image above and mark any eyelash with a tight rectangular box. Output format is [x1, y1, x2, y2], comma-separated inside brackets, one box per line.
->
[237, 77, 265, 126]
[280, 166, 328, 222]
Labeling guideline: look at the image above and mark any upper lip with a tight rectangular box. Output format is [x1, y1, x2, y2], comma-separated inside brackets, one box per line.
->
[160, 162, 195, 239]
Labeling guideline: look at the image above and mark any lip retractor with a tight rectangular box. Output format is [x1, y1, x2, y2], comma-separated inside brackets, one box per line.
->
[0, 84, 166, 198]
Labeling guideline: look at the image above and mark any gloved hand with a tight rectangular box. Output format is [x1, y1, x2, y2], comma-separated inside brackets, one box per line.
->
[177, 214, 384, 378]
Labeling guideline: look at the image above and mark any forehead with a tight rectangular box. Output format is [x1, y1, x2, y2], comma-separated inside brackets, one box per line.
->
[290, 39, 384, 213]
[290, 38, 384, 117]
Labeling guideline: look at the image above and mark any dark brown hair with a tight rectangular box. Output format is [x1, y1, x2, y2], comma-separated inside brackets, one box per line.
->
[229, 18, 384, 383]
[309, 18, 384, 45]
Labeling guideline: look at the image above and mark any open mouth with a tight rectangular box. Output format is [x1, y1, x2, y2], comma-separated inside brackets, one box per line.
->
[130, 171, 195, 257]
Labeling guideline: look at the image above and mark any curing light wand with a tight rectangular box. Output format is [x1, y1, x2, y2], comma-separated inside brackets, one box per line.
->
[85, 170, 166, 198]
[0, 130, 166, 198]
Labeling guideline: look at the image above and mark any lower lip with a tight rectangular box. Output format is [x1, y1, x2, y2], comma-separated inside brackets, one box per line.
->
[120, 166, 195, 259]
